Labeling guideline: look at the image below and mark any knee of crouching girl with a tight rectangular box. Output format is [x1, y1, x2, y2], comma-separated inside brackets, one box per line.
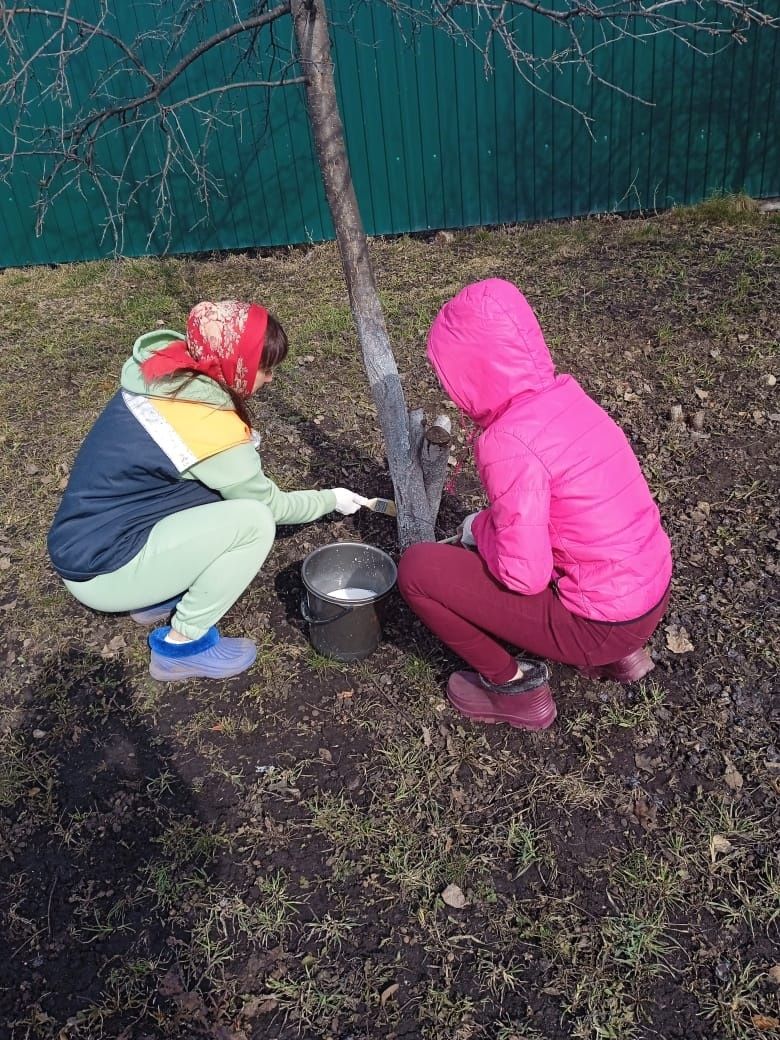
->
[397, 542, 441, 602]
[243, 499, 276, 543]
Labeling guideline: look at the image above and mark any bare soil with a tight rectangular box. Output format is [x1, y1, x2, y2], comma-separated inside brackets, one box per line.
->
[1, 199, 778, 1040]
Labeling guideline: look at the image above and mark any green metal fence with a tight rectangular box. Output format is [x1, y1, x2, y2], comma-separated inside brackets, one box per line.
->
[1, 1, 777, 268]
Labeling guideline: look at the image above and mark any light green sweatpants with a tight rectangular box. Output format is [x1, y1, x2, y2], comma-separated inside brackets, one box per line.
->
[64, 499, 276, 639]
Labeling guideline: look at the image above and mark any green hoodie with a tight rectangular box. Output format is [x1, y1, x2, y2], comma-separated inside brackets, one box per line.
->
[121, 330, 336, 525]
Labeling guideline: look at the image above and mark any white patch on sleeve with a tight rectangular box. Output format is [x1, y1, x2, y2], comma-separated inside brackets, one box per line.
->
[122, 390, 197, 472]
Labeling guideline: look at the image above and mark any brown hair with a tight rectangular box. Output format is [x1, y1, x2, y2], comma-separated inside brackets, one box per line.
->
[260, 313, 289, 372]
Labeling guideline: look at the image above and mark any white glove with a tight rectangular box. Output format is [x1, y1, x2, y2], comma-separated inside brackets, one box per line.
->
[460, 511, 481, 547]
[331, 488, 363, 515]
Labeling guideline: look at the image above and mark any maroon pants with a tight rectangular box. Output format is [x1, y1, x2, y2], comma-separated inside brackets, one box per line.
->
[397, 543, 670, 685]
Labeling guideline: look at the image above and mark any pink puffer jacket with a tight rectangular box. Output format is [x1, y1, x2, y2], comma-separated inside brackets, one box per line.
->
[427, 279, 672, 622]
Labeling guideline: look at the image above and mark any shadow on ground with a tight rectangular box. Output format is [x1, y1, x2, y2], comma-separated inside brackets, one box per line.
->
[0, 651, 216, 1033]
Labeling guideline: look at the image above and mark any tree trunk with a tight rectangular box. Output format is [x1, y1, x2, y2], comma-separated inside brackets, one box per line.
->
[291, 0, 450, 547]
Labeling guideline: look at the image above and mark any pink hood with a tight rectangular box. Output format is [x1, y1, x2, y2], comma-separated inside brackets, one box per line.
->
[427, 279, 672, 623]
[427, 279, 555, 426]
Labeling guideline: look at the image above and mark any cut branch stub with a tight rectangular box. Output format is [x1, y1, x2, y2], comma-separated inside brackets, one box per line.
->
[424, 413, 452, 446]
[416, 410, 451, 520]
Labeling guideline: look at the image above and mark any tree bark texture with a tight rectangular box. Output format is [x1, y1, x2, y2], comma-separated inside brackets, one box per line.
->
[291, 0, 449, 547]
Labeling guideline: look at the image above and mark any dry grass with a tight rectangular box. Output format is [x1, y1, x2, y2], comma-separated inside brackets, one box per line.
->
[1, 196, 778, 1039]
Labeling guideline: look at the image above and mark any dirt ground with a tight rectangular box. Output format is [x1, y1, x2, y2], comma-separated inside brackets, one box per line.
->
[0, 198, 778, 1040]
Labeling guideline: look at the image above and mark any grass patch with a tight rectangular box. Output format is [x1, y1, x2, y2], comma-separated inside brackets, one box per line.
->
[666, 191, 764, 225]
[1, 205, 778, 1039]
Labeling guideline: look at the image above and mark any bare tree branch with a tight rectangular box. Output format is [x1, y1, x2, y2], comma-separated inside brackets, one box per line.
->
[3, 0, 776, 244]
[4, 3, 292, 148]
[0, 1, 299, 250]
[4, 5, 157, 92]
[383, 0, 778, 117]
[161, 79, 306, 110]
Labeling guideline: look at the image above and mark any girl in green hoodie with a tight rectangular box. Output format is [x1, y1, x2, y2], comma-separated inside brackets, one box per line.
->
[48, 300, 364, 681]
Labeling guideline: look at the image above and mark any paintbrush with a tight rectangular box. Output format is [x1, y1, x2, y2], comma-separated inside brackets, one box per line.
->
[357, 496, 397, 517]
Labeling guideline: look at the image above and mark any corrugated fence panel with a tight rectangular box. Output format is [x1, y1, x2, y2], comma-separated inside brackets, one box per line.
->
[0, 1, 333, 266]
[0, 0, 777, 267]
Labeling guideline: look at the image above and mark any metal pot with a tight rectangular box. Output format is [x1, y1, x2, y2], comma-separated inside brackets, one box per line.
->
[300, 542, 397, 661]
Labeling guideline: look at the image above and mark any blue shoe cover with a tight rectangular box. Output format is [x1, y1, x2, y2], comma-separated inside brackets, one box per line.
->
[130, 596, 182, 626]
[148, 626, 257, 681]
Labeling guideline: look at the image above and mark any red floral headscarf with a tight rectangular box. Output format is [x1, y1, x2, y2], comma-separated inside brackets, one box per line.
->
[141, 300, 269, 396]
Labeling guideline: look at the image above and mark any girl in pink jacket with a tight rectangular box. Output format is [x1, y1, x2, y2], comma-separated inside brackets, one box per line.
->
[398, 279, 672, 731]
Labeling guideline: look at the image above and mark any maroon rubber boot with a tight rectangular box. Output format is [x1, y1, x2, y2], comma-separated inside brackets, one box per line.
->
[579, 647, 655, 684]
[447, 671, 557, 731]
